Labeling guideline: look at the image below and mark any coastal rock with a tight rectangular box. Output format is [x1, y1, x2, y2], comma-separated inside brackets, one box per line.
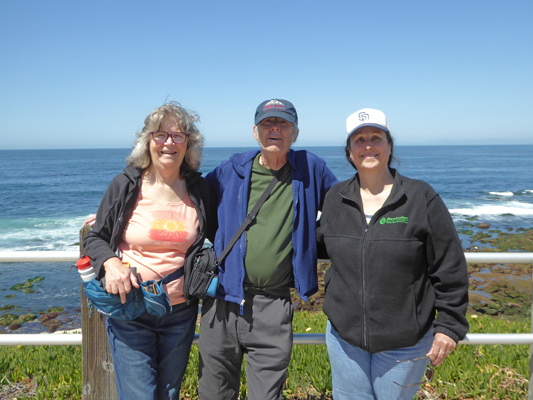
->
[9, 322, 22, 331]
[39, 314, 50, 323]
[477, 223, 490, 229]
[42, 318, 62, 333]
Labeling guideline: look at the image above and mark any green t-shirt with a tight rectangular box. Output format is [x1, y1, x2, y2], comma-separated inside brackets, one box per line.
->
[243, 155, 294, 296]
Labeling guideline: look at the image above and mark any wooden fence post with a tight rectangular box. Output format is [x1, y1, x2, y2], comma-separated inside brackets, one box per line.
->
[79, 225, 118, 400]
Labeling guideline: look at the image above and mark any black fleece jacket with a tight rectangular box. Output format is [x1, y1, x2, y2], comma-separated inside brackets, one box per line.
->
[317, 169, 469, 354]
[83, 165, 217, 302]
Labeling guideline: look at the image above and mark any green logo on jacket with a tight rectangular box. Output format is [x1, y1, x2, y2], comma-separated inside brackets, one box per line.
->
[380, 216, 408, 225]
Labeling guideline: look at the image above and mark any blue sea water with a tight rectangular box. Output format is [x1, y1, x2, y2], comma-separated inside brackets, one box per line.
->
[1, 145, 532, 328]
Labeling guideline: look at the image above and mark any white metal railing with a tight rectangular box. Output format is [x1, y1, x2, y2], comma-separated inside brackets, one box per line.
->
[2, 250, 532, 399]
[2, 251, 532, 264]
[1, 251, 532, 349]
[2, 333, 533, 347]
[0, 251, 80, 263]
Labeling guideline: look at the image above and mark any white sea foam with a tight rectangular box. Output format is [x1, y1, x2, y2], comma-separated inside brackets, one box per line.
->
[450, 201, 533, 217]
[0, 216, 88, 252]
[488, 191, 514, 196]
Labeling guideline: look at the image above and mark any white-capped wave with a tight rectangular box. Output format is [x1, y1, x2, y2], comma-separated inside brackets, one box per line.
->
[0, 216, 88, 252]
[488, 191, 514, 196]
[451, 201, 533, 217]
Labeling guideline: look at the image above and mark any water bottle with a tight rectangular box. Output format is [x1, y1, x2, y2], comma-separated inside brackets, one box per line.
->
[76, 256, 97, 282]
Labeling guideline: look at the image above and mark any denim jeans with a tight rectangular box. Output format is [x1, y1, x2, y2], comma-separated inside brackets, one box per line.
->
[107, 301, 198, 400]
[326, 320, 433, 400]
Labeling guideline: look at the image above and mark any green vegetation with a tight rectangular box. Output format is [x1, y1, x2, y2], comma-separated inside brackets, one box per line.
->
[10, 276, 45, 292]
[0, 313, 529, 399]
[0, 344, 81, 399]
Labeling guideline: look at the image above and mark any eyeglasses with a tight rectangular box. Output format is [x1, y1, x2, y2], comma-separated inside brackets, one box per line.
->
[259, 118, 292, 128]
[150, 131, 189, 144]
[393, 356, 434, 387]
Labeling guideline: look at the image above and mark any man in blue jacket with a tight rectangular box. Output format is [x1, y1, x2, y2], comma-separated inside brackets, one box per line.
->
[199, 99, 338, 400]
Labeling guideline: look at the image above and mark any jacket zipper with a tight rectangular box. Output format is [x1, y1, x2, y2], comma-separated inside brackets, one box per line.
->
[362, 223, 369, 350]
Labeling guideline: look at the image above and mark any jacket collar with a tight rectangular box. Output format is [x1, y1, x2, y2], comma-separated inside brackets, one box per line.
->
[339, 168, 406, 208]
[230, 148, 297, 176]
[123, 165, 143, 182]
[122, 165, 202, 185]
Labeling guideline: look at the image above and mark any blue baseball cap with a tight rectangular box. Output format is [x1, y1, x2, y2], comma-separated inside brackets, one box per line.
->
[255, 99, 298, 125]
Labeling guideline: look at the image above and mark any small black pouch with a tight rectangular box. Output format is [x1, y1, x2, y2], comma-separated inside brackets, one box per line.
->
[189, 247, 219, 299]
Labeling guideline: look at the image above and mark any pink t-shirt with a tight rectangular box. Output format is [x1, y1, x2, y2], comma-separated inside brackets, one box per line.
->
[119, 189, 199, 305]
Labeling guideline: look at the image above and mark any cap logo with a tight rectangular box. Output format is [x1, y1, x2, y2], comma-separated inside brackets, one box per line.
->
[263, 100, 285, 112]
[358, 112, 369, 121]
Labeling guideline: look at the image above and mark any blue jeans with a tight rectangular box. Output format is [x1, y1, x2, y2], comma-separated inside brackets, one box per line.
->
[326, 320, 433, 400]
[107, 302, 198, 400]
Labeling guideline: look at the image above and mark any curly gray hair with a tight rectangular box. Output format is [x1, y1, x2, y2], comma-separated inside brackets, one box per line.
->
[126, 102, 204, 177]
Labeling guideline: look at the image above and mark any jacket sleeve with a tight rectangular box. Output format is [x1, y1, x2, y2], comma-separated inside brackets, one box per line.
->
[82, 175, 125, 278]
[201, 176, 218, 244]
[319, 164, 339, 211]
[426, 194, 470, 342]
[205, 168, 222, 244]
[316, 214, 330, 261]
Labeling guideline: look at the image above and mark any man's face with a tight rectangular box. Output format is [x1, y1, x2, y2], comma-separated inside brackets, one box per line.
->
[253, 117, 298, 157]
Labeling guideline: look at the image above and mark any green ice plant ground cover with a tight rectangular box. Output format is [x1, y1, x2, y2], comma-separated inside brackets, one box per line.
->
[0, 313, 529, 399]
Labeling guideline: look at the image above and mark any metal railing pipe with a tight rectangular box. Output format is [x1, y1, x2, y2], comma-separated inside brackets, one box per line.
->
[0, 333, 82, 346]
[465, 252, 533, 264]
[0, 251, 80, 263]
[1, 252, 532, 264]
[2, 333, 533, 347]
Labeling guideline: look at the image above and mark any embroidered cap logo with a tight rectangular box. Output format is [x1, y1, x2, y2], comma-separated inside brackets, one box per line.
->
[358, 112, 369, 122]
[263, 99, 286, 113]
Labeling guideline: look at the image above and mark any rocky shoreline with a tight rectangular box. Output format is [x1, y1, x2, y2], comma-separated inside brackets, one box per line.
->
[0, 305, 82, 334]
[2, 226, 532, 334]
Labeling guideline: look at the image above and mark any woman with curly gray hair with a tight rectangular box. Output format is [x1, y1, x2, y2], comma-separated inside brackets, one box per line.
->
[84, 102, 216, 400]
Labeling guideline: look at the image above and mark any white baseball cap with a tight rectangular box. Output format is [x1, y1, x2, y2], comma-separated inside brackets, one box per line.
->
[346, 108, 389, 139]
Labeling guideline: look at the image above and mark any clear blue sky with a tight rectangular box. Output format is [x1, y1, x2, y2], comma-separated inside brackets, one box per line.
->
[1, 0, 532, 150]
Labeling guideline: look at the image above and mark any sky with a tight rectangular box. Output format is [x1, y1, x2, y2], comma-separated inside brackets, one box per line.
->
[1, 0, 532, 150]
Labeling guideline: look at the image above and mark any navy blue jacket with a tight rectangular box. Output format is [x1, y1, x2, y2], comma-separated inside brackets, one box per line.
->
[206, 149, 338, 305]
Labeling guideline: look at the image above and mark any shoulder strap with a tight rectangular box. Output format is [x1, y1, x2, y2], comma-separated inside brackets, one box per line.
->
[216, 174, 279, 263]
[163, 173, 279, 284]
[161, 268, 184, 285]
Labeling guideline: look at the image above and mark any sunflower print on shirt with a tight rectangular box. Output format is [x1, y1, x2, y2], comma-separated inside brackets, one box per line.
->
[148, 210, 189, 243]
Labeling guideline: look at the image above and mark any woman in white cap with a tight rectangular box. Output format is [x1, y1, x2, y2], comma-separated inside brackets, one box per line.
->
[317, 108, 469, 399]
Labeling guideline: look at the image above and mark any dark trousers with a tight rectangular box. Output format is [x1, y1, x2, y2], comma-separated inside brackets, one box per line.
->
[198, 291, 294, 400]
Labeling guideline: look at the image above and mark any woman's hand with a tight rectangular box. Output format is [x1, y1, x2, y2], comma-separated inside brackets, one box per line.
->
[427, 333, 456, 366]
[82, 214, 97, 228]
[103, 257, 140, 304]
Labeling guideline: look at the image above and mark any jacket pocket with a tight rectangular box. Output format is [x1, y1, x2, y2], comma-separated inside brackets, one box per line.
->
[367, 286, 421, 351]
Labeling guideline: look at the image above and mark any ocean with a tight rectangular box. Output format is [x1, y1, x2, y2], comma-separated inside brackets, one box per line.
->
[1, 145, 533, 331]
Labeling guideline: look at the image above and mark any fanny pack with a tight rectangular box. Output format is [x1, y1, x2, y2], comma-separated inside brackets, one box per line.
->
[81, 267, 184, 320]
[82, 278, 146, 320]
[140, 268, 183, 316]
[188, 174, 280, 300]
